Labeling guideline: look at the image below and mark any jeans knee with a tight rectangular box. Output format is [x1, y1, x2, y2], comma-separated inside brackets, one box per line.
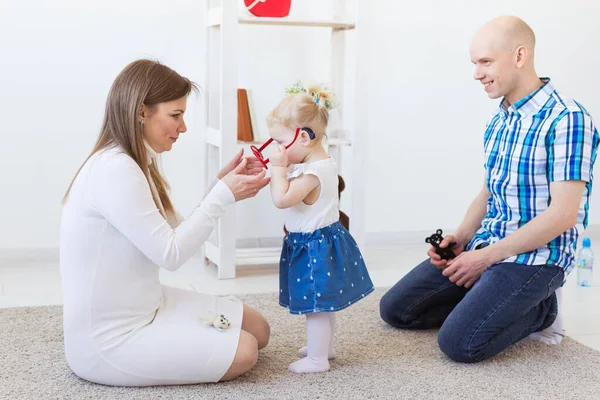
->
[379, 290, 404, 326]
[379, 292, 393, 324]
[437, 326, 480, 364]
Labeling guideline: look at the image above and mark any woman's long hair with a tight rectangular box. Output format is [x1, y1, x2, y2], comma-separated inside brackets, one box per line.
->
[62, 59, 197, 217]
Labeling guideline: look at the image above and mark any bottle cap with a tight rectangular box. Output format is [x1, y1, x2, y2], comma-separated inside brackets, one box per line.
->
[583, 237, 591, 247]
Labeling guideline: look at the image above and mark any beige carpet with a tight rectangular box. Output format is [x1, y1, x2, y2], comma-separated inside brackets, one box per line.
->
[2, 288, 600, 400]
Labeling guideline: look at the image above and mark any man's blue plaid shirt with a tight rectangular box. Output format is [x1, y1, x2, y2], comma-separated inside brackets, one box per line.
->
[467, 78, 600, 275]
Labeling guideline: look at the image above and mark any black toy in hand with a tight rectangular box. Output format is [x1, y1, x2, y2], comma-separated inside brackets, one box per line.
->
[425, 229, 457, 260]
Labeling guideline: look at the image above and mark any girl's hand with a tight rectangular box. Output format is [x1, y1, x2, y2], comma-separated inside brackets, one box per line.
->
[221, 159, 270, 201]
[269, 145, 288, 168]
[217, 149, 265, 180]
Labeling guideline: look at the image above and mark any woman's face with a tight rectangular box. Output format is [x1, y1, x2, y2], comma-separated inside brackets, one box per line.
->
[142, 97, 188, 153]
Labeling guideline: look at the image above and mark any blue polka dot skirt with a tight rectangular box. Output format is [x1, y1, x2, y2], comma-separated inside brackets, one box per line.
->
[279, 221, 374, 315]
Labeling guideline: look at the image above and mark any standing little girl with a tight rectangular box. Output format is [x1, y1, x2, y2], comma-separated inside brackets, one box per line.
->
[265, 83, 373, 373]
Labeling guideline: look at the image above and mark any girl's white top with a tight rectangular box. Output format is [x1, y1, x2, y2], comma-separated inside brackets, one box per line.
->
[284, 157, 340, 233]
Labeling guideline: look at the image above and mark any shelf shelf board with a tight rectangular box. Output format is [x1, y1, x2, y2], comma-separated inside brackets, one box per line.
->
[207, 8, 355, 30]
[239, 16, 355, 30]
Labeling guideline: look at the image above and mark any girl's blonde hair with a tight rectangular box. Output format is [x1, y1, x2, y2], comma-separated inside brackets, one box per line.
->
[62, 59, 198, 217]
[267, 84, 336, 138]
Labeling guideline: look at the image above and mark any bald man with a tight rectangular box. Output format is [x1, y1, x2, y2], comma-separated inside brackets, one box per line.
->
[380, 16, 600, 363]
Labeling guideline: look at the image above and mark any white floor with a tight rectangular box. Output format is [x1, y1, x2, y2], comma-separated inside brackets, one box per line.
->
[1, 245, 599, 351]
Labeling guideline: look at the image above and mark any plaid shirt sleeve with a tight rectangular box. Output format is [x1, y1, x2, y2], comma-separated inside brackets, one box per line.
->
[547, 110, 598, 183]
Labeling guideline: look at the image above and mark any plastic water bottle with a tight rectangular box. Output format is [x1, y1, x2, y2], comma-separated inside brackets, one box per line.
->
[577, 237, 594, 287]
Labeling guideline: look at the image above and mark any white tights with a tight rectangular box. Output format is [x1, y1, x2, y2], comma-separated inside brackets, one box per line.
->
[289, 313, 335, 373]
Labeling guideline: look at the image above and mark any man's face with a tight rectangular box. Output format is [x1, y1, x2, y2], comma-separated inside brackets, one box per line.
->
[470, 37, 517, 101]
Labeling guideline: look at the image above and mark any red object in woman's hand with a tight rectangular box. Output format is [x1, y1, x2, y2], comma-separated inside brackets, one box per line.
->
[244, 0, 291, 18]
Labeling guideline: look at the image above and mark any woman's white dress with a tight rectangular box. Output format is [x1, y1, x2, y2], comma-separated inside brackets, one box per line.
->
[59, 146, 242, 386]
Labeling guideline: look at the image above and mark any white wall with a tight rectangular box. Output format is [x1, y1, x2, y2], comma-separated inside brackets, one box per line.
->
[366, 0, 600, 235]
[1, 0, 599, 249]
[0, 0, 207, 249]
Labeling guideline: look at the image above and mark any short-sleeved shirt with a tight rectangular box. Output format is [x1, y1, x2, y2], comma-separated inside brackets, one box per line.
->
[467, 78, 600, 275]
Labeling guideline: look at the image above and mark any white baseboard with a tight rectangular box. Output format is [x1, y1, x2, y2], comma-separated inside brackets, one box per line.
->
[364, 224, 600, 248]
[0, 248, 59, 262]
[236, 229, 452, 249]
[3, 225, 600, 262]
[237, 237, 284, 249]
[582, 224, 600, 239]
[365, 229, 456, 248]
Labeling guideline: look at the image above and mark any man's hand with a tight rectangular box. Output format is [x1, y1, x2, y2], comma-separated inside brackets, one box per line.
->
[269, 145, 289, 168]
[428, 234, 466, 270]
[441, 248, 493, 288]
[217, 149, 265, 180]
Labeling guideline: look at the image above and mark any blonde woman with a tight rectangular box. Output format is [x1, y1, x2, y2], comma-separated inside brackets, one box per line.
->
[60, 59, 270, 386]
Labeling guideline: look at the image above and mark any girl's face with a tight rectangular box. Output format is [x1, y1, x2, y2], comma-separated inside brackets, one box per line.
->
[141, 97, 188, 153]
[268, 125, 308, 165]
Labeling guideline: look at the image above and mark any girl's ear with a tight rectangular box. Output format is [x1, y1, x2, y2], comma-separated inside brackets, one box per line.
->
[302, 127, 316, 139]
[299, 127, 316, 146]
[300, 130, 312, 146]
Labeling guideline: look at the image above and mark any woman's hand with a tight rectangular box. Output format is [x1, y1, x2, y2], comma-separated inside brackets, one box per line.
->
[221, 158, 270, 201]
[217, 148, 265, 180]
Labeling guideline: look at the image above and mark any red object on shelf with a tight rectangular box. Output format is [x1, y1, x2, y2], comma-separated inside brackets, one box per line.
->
[244, 0, 291, 18]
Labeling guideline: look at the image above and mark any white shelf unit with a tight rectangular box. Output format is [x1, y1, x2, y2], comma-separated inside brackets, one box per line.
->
[203, 0, 371, 279]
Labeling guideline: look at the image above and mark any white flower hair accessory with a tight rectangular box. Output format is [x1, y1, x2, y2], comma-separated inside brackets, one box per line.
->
[285, 81, 337, 111]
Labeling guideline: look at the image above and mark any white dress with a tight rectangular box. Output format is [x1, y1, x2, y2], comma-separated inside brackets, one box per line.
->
[59, 145, 242, 386]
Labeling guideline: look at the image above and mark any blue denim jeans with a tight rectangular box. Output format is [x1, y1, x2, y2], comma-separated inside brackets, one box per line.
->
[379, 258, 564, 363]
